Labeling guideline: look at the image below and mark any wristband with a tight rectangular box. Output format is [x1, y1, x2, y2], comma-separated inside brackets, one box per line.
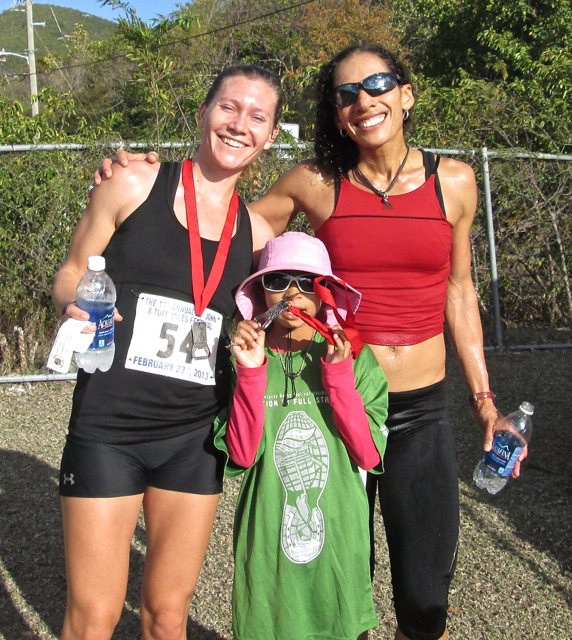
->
[466, 391, 496, 406]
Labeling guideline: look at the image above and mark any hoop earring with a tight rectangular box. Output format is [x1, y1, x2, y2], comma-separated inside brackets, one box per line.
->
[339, 129, 348, 138]
[403, 110, 410, 122]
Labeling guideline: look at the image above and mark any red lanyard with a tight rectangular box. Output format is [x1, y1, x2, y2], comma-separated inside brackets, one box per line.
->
[182, 159, 239, 317]
[289, 276, 364, 358]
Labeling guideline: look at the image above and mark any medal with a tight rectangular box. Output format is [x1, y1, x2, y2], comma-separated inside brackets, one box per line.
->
[227, 300, 290, 349]
[182, 159, 239, 361]
[191, 320, 210, 360]
[254, 299, 290, 330]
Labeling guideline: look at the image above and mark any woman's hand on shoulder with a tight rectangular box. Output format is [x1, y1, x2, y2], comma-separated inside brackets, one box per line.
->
[89, 160, 160, 223]
[93, 149, 159, 186]
[231, 320, 265, 368]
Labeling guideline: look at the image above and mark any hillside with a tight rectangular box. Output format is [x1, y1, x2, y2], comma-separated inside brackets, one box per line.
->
[0, 4, 115, 75]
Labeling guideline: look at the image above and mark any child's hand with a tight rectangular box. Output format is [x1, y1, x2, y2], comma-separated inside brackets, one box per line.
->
[324, 327, 352, 364]
[232, 320, 262, 350]
[231, 320, 265, 368]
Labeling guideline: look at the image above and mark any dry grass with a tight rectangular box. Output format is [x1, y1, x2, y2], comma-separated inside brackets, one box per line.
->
[0, 347, 571, 639]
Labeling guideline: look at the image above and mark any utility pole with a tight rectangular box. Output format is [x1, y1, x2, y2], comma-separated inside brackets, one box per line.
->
[25, 0, 39, 116]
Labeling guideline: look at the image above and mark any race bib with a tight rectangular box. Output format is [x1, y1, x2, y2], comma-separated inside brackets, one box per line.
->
[125, 293, 223, 385]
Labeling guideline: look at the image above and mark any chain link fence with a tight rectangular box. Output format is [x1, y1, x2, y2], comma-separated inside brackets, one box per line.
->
[452, 148, 572, 350]
[0, 142, 570, 378]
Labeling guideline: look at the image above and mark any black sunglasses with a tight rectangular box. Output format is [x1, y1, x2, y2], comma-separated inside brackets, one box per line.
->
[333, 72, 400, 107]
[261, 272, 317, 294]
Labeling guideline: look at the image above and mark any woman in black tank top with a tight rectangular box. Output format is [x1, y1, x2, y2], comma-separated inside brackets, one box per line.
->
[52, 66, 283, 640]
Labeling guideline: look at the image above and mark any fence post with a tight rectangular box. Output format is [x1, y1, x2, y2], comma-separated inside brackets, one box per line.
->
[481, 147, 504, 350]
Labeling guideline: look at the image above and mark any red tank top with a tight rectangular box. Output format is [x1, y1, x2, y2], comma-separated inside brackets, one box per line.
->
[316, 156, 452, 346]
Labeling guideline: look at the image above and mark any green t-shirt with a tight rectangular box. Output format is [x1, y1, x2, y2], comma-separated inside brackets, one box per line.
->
[214, 335, 389, 640]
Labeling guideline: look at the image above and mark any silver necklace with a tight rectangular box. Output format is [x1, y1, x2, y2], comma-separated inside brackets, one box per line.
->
[270, 331, 316, 406]
[353, 145, 410, 204]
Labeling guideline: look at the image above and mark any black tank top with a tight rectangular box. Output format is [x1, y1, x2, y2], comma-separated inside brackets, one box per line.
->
[69, 162, 253, 444]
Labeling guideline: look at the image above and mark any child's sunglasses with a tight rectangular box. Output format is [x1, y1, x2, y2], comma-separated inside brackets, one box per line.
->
[333, 72, 400, 107]
[261, 272, 317, 294]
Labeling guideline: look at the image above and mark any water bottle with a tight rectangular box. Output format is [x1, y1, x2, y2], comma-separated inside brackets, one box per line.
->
[473, 402, 534, 495]
[75, 256, 116, 373]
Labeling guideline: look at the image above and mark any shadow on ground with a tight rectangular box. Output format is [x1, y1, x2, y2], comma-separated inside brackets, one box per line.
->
[1, 346, 571, 639]
[0, 449, 228, 640]
[450, 348, 572, 606]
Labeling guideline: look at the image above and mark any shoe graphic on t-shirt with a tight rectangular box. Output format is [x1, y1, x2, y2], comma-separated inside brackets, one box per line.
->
[273, 411, 329, 564]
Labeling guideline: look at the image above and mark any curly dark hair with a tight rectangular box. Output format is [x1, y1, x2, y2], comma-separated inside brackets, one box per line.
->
[314, 45, 412, 176]
[205, 64, 285, 127]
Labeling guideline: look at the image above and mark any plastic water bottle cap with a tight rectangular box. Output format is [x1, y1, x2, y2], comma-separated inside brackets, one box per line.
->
[87, 256, 106, 272]
[520, 401, 534, 415]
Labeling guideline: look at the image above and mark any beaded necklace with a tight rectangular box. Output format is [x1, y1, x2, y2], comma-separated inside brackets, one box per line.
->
[269, 330, 317, 406]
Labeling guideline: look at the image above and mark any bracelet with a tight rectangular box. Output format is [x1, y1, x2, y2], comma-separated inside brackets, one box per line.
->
[466, 391, 496, 406]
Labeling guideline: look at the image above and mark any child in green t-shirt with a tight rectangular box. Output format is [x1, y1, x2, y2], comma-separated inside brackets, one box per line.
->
[214, 232, 389, 640]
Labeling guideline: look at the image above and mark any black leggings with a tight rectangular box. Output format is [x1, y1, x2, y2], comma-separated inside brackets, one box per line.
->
[366, 379, 459, 640]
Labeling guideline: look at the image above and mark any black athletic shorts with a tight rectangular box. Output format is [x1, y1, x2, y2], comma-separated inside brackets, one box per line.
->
[366, 378, 459, 640]
[59, 424, 224, 498]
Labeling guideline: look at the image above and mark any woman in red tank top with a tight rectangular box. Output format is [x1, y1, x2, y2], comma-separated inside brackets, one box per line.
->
[250, 45, 518, 640]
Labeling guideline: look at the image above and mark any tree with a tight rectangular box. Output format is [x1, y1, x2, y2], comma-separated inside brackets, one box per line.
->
[398, 0, 571, 82]
[101, 0, 204, 142]
[41, 25, 130, 133]
[393, 0, 572, 152]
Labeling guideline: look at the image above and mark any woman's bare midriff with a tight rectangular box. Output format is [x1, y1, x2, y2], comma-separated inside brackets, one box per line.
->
[367, 333, 447, 393]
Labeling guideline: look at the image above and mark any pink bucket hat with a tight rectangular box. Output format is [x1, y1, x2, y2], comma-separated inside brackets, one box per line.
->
[235, 232, 362, 323]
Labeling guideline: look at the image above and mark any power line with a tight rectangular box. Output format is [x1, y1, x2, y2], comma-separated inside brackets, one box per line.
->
[8, 0, 317, 79]
[32, 18, 100, 126]
[140, 0, 317, 51]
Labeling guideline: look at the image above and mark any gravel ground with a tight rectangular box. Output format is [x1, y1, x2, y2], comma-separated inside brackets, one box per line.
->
[1, 348, 571, 640]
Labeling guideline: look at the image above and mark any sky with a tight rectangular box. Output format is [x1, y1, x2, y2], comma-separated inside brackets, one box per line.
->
[0, 0, 182, 24]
